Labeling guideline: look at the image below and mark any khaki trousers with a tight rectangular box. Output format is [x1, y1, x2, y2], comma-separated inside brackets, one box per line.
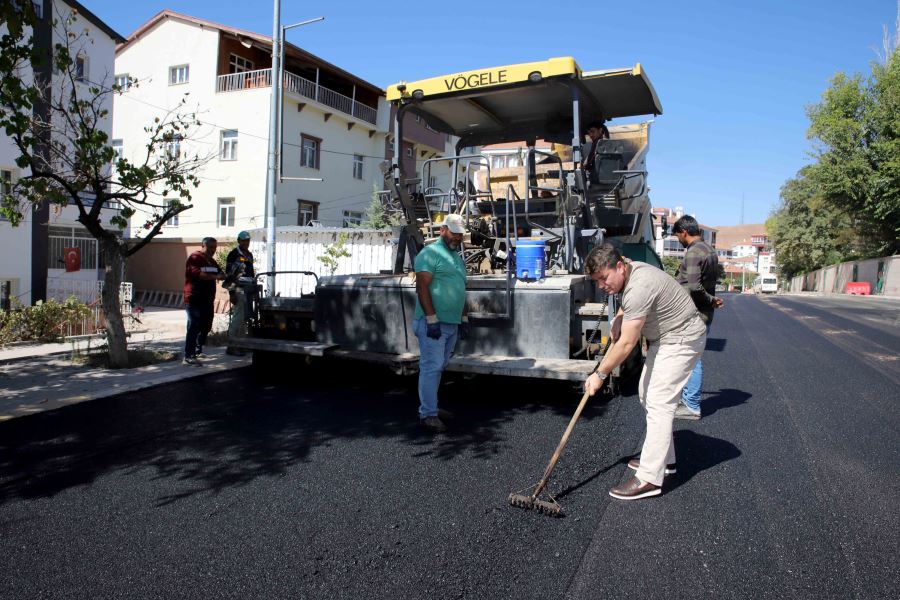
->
[635, 334, 706, 486]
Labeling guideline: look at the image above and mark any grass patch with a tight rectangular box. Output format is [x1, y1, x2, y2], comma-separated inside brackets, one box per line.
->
[73, 349, 180, 369]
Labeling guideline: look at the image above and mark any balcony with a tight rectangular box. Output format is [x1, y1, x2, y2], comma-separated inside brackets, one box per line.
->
[216, 68, 377, 125]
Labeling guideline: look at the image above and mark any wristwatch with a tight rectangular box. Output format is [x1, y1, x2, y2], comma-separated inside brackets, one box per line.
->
[596, 371, 608, 380]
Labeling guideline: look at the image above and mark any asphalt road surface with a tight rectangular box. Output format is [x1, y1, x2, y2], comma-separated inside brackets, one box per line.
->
[1, 293, 897, 599]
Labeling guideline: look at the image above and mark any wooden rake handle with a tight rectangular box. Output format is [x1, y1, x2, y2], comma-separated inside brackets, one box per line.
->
[530, 388, 592, 501]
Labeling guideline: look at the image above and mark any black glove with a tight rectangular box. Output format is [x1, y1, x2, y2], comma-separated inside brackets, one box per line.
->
[426, 319, 441, 340]
[458, 318, 470, 340]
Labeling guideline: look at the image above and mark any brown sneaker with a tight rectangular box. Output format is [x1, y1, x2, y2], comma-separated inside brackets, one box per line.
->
[627, 458, 677, 475]
[420, 416, 447, 433]
[609, 477, 662, 500]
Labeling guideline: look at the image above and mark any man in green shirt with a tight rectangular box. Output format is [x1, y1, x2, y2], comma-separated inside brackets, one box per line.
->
[414, 213, 469, 433]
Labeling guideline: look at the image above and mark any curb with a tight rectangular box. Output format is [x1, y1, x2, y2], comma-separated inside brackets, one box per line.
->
[0, 351, 251, 422]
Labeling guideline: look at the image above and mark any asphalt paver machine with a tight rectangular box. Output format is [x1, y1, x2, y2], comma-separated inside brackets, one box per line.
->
[232, 57, 664, 383]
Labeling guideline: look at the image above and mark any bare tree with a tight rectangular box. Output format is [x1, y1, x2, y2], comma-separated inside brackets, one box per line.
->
[0, 3, 211, 367]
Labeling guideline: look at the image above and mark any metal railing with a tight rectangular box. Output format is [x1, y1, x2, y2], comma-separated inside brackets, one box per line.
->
[217, 68, 377, 125]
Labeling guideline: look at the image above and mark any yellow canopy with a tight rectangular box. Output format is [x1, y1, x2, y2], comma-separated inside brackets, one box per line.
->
[386, 58, 662, 147]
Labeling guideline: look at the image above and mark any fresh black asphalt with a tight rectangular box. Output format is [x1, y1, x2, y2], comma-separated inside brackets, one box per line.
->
[0, 294, 897, 599]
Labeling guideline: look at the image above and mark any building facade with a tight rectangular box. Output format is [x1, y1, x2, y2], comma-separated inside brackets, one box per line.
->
[651, 206, 717, 259]
[0, 0, 124, 305]
[114, 10, 385, 241]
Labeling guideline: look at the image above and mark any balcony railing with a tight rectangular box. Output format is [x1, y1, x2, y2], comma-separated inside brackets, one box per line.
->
[216, 68, 377, 125]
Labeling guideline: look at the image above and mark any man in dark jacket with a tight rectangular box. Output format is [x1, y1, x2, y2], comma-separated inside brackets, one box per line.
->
[672, 215, 723, 419]
[224, 231, 256, 355]
[183, 237, 224, 365]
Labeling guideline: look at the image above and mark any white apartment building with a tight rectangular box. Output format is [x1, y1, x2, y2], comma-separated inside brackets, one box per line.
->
[650, 206, 717, 259]
[1, 0, 124, 305]
[114, 10, 457, 243]
[757, 251, 776, 275]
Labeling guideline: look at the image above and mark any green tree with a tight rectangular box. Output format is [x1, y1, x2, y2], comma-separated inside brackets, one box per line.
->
[768, 167, 856, 279]
[0, 5, 209, 367]
[318, 233, 352, 276]
[358, 185, 401, 229]
[661, 256, 681, 278]
[775, 15, 900, 273]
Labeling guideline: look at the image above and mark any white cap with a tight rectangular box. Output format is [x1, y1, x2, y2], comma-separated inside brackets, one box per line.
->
[443, 213, 466, 234]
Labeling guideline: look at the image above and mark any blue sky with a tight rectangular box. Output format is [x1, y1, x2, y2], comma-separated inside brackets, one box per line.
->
[84, 0, 897, 227]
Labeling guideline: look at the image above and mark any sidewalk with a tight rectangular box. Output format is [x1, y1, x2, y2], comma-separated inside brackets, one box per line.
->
[0, 308, 247, 422]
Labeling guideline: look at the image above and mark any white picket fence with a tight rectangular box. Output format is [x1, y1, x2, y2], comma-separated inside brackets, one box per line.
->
[249, 227, 398, 296]
[47, 278, 134, 311]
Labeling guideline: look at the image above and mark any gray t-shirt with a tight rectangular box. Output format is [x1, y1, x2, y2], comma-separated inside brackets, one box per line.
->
[621, 261, 706, 343]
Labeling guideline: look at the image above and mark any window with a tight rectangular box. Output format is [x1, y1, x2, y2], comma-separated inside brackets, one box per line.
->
[220, 130, 238, 161]
[229, 54, 254, 74]
[300, 134, 320, 169]
[297, 200, 318, 226]
[169, 64, 189, 85]
[352, 154, 363, 180]
[0, 170, 11, 220]
[48, 225, 98, 270]
[218, 198, 235, 227]
[111, 139, 123, 164]
[74, 53, 87, 82]
[1, 169, 12, 196]
[491, 156, 506, 169]
[114, 73, 131, 90]
[32, 1, 43, 19]
[165, 199, 180, 227]
[507, 155, 520, 168]
[405, 147, 413, 158]
[165, 135, 182, 159]
[342, 210, 363, 227]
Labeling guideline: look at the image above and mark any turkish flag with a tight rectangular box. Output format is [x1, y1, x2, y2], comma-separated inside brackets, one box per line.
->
[64, 247, 81, 272]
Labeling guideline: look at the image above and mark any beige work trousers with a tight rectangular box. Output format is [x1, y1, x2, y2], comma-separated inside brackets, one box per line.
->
[635, 334, 706, 486]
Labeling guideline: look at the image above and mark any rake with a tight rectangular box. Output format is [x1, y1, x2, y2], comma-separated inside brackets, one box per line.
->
[508, 387, 593, 517]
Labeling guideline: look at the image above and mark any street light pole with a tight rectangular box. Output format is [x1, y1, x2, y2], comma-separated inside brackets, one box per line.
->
[264, 2, 324, 297]
[264, 0, 282, 296]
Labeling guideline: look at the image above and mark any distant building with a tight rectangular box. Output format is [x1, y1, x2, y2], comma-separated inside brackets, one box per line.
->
[651, 206, 717, 259]
[713, 224, 768, 259]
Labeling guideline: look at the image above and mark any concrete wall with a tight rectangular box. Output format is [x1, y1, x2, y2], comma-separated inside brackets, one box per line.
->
[124, 237, 231, 311]
[125, 238, 210, 293]
[789, 255, 900, 296]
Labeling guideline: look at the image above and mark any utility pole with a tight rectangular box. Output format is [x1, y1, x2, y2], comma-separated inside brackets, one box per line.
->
[264, 0, 282, 296]
[264, 3, 323, 297]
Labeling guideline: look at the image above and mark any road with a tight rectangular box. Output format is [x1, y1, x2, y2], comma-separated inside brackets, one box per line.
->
[1, 293, 897, 599]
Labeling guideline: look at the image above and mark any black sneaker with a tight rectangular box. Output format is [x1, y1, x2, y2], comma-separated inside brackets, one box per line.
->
[419, 416, 447, 433]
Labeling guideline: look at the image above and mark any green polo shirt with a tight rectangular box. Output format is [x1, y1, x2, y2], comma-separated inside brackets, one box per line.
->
[414, 238, 467, 324]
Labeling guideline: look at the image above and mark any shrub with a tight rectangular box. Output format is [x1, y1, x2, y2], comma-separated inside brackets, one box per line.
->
[0, 296, 93, 345]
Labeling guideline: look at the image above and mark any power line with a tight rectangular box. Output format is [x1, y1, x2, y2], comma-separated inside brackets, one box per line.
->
[115, 87, 449, 164]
